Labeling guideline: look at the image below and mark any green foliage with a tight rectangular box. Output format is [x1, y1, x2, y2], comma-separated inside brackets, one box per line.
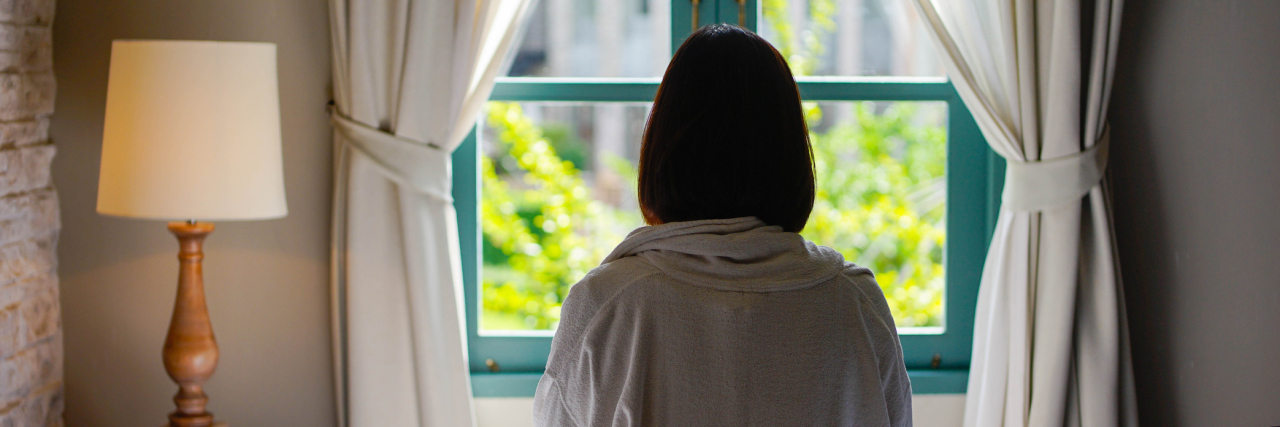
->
[481, 2, 946, 330]
[801, 103, 946, 327]
[480, 103, 642, 330]
[762, 0, 835, 75]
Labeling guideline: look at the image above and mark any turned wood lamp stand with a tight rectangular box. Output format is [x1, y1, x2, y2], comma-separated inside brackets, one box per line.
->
[164, 221, 221, 427]
[96, 40, 287, 427]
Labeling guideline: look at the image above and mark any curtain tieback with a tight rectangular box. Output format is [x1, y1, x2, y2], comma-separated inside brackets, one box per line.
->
[1002, 126, 1110, 212]
[329, 109, 454, 203]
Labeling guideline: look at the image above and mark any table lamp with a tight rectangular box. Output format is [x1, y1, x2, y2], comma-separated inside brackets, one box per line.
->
[96, 40, 286, 427]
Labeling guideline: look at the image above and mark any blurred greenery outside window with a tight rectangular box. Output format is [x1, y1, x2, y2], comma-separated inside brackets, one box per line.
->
[480, 99, 947, 331]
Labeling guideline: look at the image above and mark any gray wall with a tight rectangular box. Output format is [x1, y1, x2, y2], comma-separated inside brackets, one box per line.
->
[1110, 0, 1280, 425]
[51, 0, 334, 425]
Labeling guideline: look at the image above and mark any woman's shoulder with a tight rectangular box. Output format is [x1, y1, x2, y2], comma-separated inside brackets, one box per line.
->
[558, 257, 664, 326]
[580, 256, 662, 295]
[836, 261, 876, 289]
[832, 261, 896, 326]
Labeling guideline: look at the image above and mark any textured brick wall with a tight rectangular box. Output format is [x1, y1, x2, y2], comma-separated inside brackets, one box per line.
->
[0, 0, 61, 425]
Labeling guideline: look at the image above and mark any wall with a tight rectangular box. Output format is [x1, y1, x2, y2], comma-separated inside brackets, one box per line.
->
[1109, 0, 1280, 426]
[0, 0, 61, 425]
[50, 0, 333, 426]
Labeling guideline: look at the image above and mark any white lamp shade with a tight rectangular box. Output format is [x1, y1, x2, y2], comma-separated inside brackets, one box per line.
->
[97, 40, 287, 221]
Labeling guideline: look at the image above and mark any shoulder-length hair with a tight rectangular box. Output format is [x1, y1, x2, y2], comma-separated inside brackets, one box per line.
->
[638, 24, 815, 233]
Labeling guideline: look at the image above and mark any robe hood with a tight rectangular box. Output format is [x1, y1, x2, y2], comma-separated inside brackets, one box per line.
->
[602, 216, 847, 292]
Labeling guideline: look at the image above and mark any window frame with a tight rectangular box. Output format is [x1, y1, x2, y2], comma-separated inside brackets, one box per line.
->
[454, 0, 1003, 397]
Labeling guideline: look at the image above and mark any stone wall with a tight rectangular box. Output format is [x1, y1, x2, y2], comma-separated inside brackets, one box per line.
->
[0, 0, 61, 425]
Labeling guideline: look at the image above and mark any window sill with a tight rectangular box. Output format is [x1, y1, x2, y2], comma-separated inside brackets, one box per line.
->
[471, 369, 968, 397]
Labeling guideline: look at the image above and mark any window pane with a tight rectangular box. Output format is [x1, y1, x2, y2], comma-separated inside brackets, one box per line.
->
[480, 102, 649, 332]
[802, 101, 947, 330]
[479, 100, 947, 334]
[508, 0, 671, 77]
[760, 0, 943, 77]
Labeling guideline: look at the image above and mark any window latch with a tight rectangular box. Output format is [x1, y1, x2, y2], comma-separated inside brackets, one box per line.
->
[736, 0, 746, 27]
[691, 0, 701, 31]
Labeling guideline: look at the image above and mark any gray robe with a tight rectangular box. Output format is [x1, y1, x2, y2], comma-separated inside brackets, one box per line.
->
[533, 217, 912, 427]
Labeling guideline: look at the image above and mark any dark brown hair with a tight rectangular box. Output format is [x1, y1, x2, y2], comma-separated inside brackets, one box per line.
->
[638, 24, 815, 232]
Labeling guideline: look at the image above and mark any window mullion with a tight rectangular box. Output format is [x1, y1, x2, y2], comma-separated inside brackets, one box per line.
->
[491, 79, 659, 102]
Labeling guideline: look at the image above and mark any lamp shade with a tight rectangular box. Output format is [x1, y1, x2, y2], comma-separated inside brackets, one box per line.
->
[97, 40, 287, 221]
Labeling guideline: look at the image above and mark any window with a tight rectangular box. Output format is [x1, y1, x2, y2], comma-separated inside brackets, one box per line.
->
[454, 0, 1001, 396]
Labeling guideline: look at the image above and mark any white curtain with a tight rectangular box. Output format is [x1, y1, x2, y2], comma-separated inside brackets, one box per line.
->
[327, 0, 532, 426]
[907, 1, 1139, 426]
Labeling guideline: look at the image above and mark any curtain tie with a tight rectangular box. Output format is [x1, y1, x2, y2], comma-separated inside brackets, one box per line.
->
[329, 109, 454, 203]
[1002, 126, 1110, 212]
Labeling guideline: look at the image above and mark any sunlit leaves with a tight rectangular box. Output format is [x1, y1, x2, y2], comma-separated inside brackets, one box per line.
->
[801, 102, 946, 327]
[480, 102, 642, 330]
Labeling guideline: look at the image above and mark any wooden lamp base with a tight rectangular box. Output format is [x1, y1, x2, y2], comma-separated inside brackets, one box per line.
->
[163, 221, 222, 427]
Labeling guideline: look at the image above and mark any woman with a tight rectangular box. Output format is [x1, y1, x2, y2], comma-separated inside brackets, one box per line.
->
[533, 24, 912, 427]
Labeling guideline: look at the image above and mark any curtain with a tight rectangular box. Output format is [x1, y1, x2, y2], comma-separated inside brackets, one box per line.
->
[907, 1, 1139, 426]
[327, 0, 532, 426]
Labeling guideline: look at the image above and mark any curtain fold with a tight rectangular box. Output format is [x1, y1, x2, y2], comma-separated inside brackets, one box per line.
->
[327, 0, 532, 426]
[907, 0, 1138, 426]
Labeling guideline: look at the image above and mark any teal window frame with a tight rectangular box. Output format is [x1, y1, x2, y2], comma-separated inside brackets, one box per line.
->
[453, 0, 1003, 397]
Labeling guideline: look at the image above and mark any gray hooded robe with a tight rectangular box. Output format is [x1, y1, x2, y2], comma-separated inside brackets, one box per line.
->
[533, 217, 912, 427]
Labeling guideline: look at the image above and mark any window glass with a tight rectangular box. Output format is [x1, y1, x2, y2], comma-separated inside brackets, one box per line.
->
[507, 0, 672, 77]
[759, 0, 944, 77]
[479, 99, 947, 333]
[802, 101, 947, 330]
[480, 102, 649, 332]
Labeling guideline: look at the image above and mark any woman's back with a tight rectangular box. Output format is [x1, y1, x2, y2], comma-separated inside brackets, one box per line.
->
[534, 24, 912, 426]
[533, 217, 912, 426]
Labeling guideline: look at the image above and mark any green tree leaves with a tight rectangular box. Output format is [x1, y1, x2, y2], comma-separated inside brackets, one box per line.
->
[480, 103, 642, 330]
[801, 102, 946, 327]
